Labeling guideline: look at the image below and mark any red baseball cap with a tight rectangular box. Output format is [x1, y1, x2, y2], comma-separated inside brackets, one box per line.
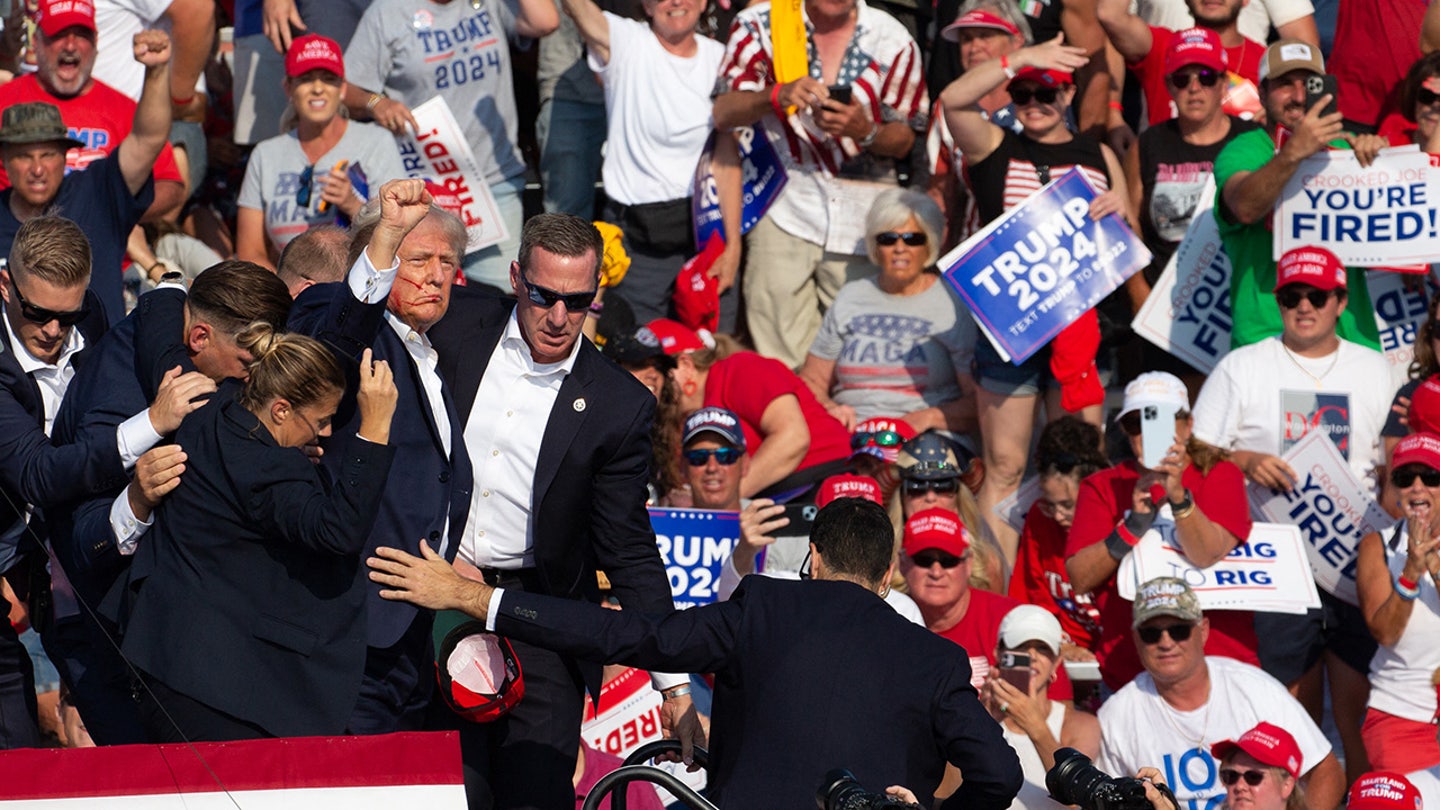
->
[816, 474, 883, 508]
[1210, 722, 1303, 778]
[850, 417, 918, 464]
[673, 234, 723, 333]
[1009, 66, 1074, 90]
[646, 318, 709, 354]
[1165, 27, 1227, 75]
[432, 609, 524, 723]
[1408, 378, 1440, 436]
[1347, 772, 1423, 810]
[1274, 245, 1346, 291]
[1392, 431, 1440, 473]
[940, 9, 1022, 43]
[286, 33, 346, 80]
[902, 508, 970, 558]
[35, 0, 95, 37]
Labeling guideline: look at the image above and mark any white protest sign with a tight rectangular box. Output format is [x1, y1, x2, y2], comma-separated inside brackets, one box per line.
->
[994, 476, 1043, 533]
[1118, 522, 1319, 614]
[1368, 269, 1440, 391]
[580, 667, 703, 804]
[1132, 180, 1234, 374]
[398, 97, 508, 252]
[1275, 146, 1440, 265]
[1247, 429, 1395, 605]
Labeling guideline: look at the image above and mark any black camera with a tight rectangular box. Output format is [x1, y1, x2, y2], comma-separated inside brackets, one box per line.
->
[816, 769, 922, 810]
[1047, 748, 1166, 810]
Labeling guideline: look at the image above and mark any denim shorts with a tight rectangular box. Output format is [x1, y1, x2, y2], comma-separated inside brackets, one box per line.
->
[973, 337, 1055, 397]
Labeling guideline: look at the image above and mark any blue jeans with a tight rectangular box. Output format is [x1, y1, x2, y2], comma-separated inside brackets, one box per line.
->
[536, 97, 606, 219]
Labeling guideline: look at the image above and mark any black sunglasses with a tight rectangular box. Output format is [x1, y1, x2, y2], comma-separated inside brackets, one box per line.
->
[1391, 466, 1440, 488]
[1168, 69, 1222, 89]
[1136, 622, 1195, 645]
[851, 429, 904, 449]
[519, 271, 597, 312]
[1420, 88, 1440, 107]
[10, 278, 88, 326]
[1276, 287, 1335, 310]
[1219, 769, 1268, 787]
[910, 550, 967, 569]
[903, 478, 959, 496]
[1010, 86, 1060, 106]
[683, 447, 742, 466]
[296, 164, 315, 208]
[875, 231, 927, 247]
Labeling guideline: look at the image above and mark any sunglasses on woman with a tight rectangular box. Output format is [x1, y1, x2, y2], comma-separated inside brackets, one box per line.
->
[1010, 86, 1060, 106]
[1276, 287, 1335, 310]
[1391, 466, 1440, 488]
[876, 231, 927, 247]
[11, 279, 89, 326]
[851, 429, 904, 449]
[1420, 88, 1440, 107]
[684, 447, 743, 466]
[1136, 622, 1194, 644]
[1219, 769, 1267, 787]
[1168, 69, 1222, 90]
[903, 478, 959, 496]
[910, 550, 968, 569]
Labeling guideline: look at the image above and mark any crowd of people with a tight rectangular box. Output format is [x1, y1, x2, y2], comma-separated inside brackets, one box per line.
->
[1, 0, 1440, 808]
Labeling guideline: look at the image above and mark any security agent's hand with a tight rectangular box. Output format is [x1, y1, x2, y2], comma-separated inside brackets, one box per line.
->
[132, 29, 171, 68]
[370, 540, 494, 615]
[126, 444, 188, 522]
[365, 179, 434, 269]
[1135, 767, 1180, 810]
[658, 692, 706, 771]
[148, 366, 217, 435]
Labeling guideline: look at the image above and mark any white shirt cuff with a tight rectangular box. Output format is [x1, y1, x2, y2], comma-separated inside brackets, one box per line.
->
[110, 490, 152, 555]
[348, 245, 401, 304]
[651, 671, 688, 692]
[717, 555, 743, 602]
[484, 587, 507, 631]
[117, 409, 165, 470]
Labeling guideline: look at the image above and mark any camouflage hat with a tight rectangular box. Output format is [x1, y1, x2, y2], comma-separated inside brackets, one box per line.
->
[1132, 576, 1203, 628]
[0, 103, 84, 150]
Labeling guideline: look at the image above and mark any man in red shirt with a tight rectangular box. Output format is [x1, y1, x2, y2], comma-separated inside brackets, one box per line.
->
[0, 0, 184, 226]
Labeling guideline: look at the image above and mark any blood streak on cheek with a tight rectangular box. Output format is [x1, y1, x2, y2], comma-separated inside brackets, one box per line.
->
[389, 275, 435, 307]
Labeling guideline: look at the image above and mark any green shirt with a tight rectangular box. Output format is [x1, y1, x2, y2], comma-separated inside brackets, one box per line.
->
[1212, 128, 1380, 350]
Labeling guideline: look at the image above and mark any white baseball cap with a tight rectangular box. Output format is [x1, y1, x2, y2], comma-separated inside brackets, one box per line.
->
[1118, 371, 1190, 420]
[998, 604, 1063, 656]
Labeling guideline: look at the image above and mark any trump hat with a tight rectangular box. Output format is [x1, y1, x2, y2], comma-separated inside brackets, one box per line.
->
[903, 508, 970, 558]
[1347, 772, 1423, 810]
[815, 473, 883, 508]
[1132, 576, 1203, 628]
[1210, 722, 1303, 778]
[1275, 245, 1346, 291]
[432, 609, 523, 723]
[646, 318, 711, 355]
[850, 417, 918, 464]
[1009, 66, 1074, 89]
[683, 406, 746, 449]
[35, 0, 94, 37]
[1118, 371, 1190, 420]
[1165, 27, 1227, 75]
[1391, 432, 1440, 473]
[286, 34, 345, 79]
[940, 8, 1022, 43]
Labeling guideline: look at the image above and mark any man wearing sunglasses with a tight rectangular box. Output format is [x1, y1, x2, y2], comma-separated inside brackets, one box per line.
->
[424, 212, 696, 808]
[1214, 39, 1389, 350]
[1097, 577, 1345, 810]
[681, 407, 748, 512]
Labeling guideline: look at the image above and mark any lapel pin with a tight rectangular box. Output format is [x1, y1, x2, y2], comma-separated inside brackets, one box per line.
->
[573, 397, 587, 412]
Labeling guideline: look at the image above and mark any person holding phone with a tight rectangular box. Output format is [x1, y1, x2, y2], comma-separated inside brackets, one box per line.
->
[984, 605, 1100, 809]
[1065, 371, 1259, 692]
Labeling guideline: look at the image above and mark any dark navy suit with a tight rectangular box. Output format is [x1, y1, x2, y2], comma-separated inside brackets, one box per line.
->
[288, 279, 472, 732]
[495, 576, 1025, 810]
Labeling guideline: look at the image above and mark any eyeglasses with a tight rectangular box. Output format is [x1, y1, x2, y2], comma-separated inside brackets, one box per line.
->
[1391, 466, 1440, 488]
[683, 447, 742, 466]
[910, 550, 968, 568]
[1276, 287, 1335, 310]
[10, 278, 88, 326]
[875, 231, 927, 247]
[1168, 69, 1222, 90]
[903, 478, 959, 496]
[296, 164, 315, 208]
[519, 271, 598, 312]
[851, 429, 904, 450]
[1010, 85, 1060, 106]
[1037, 499, 1076, 519]
[1219, 769, 1268, 787]
[1419, 88, 1440, 107]
[1136, 622, 1195, 645]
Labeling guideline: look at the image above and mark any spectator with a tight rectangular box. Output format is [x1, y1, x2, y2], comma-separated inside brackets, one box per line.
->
[1119, 27, 1261, 389]
[1008, 416, 1106, 656]
[123, 311, 399, 742]
[536, 10, 606, 220]
[343, 0, 560, 288]
[1379, 52, 1440, 151]
[275, 224, 350, 298]
[1098, 0, 1265, 127]
[665, 323, 853, 499]
[895, 430, 1004, 592]
[127, 221, 223, 289]
[848, 416, 918, 503]
[713, 0, 927, 368]
[1356, 432, 1440, 808]
[0, 31, 173, 324]
[236, 34, 406, 270]
[1066, 371, 1259, 690]
[1213, 38, 1388, 350]
[1327, 0, 1427, 133]
[1348, 772, 1427, 810]
[1209, 722, 1308, 810]
[680, 406, 748, 512]
[560, 0, 728, 327]
[1096, 577, 1344, 809]
[1190, 245, 1390, 781]
[798, 188, 979, 435]
[940, 37, 1125, 561]
[983, 605, 1101, 809]
[603, 324, 685, 503]
[574, 741, 666, 809]
[1130, 0, 1319, 50]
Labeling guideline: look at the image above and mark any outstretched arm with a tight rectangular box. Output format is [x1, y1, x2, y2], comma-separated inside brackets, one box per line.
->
[118, 30, 174, 196]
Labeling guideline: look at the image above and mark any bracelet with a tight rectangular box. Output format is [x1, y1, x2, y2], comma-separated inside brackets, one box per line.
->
[1396, 575, 1421, 601]
[1169, 489, 1196, 520]
[146, 262, 162, 276]
[859, 120, 880, 148]
[1000, 55, 1017, 80]
[171, 94, 195, 107]
[588, 299, 605, 315]
[366, 93, 385, 112]
[662, 685, 692, 700]
[1108, 100, 1124, 111]
[770, 83, 786, 118]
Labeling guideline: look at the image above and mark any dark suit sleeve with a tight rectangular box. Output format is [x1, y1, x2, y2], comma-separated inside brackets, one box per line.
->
[287, 279, 389, 363]
[589, 393, 672, 616]
[241, 437, 397, 556]
[66, 484, 124, 575]
[494, 587, 741, 675]
[132, 287, 196, 401]
[0, 390, 125, 511]
[936, 660, 1024, 810]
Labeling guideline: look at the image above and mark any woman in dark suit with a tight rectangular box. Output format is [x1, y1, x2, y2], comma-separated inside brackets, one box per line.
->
[121, 322, 399, 743]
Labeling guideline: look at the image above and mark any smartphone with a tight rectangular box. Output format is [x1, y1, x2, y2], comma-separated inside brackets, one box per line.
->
[1304, 74, 1339, 118]
[1140, 403, 1180, 470]
[780, 503, 819, 529]
[827, 84, 853, 105]
[997, 651, 1032, 692]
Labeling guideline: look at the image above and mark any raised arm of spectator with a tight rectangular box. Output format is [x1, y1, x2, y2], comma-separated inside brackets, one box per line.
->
[119, 30, 174, 197]
[1094, 0, 1153, 64]
[1358, 520, 1439, 645]
[1275, 14, 1321, 49]
[515, 0, 561, 39]
[164, 0, 216, 122]
[942, 36, 1089, 165]
[1220, 97, 1341, 225]
[1062, 0, 1113, 140]
[741, 394, 811, 498]
[1156, 441, 1240, 568]
[560, 0, 612, 64]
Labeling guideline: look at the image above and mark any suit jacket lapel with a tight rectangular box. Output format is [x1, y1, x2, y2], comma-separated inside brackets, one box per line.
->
[533, 346, 596, 504]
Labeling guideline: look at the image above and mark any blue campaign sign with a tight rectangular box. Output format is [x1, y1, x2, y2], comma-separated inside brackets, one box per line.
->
[649, 508, 742, 609]
[692, 126, 789, 248]
[941, 168, 1151, 364]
